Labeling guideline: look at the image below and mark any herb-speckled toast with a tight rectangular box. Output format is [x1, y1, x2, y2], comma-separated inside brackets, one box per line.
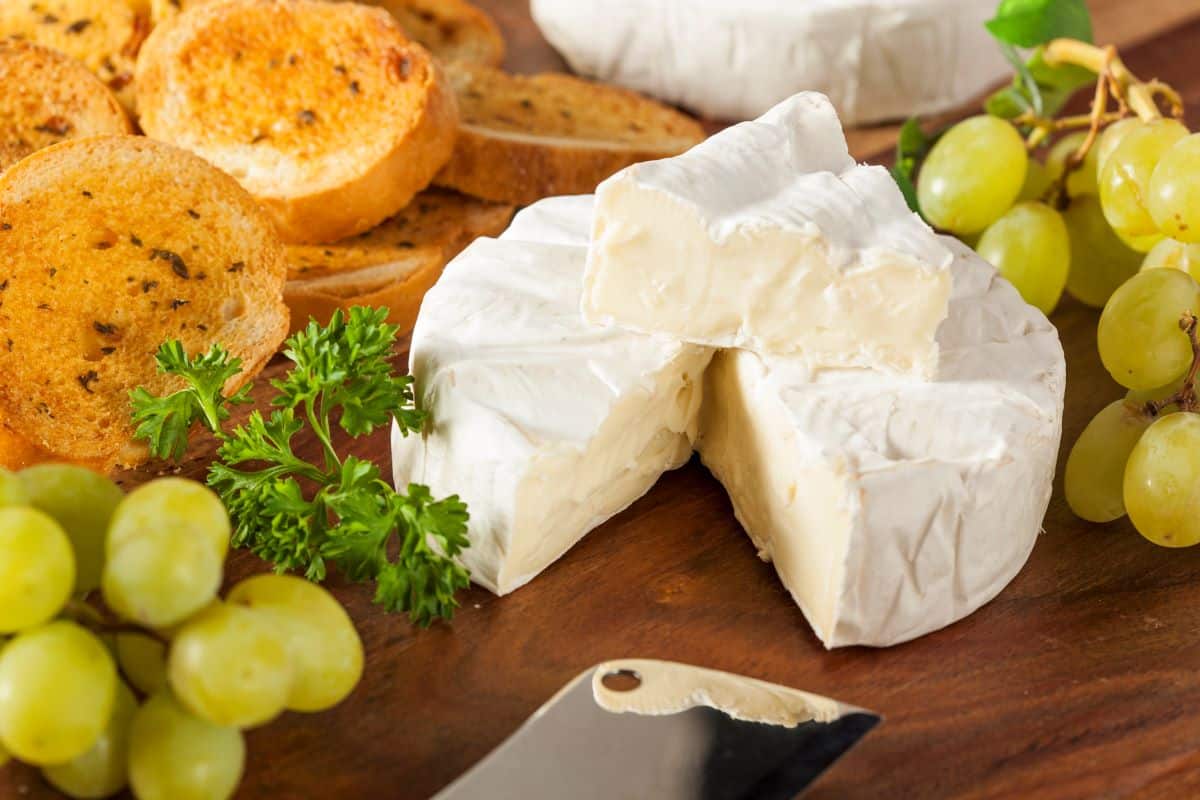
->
[136, 0, 459, 245]
[0, 136, 289, 471]
[435, 62, 707, 206]
[0, 39, 131, 173]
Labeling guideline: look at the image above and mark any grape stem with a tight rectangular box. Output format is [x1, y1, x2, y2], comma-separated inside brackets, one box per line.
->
[63, 596, 170, 645]
[1143, 313, 1200, 417]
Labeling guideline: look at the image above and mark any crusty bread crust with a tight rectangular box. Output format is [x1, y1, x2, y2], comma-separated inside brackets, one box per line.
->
[435, 64, 706, 206]
[0, 0, 151, 114]
[0, 136, 289, 472]
[284, 189, 513, 333]
[136, 0, 460, 245]
[0, 40, 131, 174]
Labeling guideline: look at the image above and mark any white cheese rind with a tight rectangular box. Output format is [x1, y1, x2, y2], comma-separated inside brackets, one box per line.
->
[696, 239, 1065, 648]
[584, 92, 954, 379]
[392, 196, 714, 595]
[531, 0, 1009, 125]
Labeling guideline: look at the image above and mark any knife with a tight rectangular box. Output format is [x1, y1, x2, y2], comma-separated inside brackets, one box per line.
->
[435, 659, 880, 799]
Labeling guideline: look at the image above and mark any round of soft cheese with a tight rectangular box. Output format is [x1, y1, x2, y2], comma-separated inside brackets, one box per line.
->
[392, 195, 714, 595]
[531, 0, 1009, 124]
[696, 238, 1065, 648]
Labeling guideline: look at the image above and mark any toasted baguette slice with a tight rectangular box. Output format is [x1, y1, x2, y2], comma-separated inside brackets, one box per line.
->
[0, 40, 131, 173]
[136, 0, 459, 245]
[434, 63, 706, 206]
[360, 0, 504, 67]
[0, 0, 150, 114]
[154, 0, 505, 66]
[0, 136, 289, 472]
[285, 189, 513, 333]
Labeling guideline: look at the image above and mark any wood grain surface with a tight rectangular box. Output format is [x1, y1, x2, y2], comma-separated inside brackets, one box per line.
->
[7, 2, 1200, 799]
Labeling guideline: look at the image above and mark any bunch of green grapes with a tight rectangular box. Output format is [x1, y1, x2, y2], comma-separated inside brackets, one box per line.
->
[917, 116, 1157, 315]
[0, 468, 364, 800]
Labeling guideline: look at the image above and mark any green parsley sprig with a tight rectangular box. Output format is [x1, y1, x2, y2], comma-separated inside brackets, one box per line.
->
[130, 307, 470, 627]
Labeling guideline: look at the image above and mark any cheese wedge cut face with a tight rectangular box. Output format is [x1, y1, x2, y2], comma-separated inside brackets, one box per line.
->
[697, 238, 1065, 648]
[392, 196, 714, 595]
[583, 92, 954, 379]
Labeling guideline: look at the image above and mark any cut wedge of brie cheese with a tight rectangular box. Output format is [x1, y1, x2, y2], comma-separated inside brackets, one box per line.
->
[584, 93, 954, 379]
[391, 196, 714, 595]
[531, 0, 1009, 125]
[697, 238, 1065, 648]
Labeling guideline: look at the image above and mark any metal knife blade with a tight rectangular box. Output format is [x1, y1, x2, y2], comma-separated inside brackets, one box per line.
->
[435, 659, 879, 799]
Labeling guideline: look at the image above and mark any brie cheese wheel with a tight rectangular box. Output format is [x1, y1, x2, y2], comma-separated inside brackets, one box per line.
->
[584, 92, 954, 379]
[531, 0, 1009, 125]
[391, 196, 714, 595]
[696, 238, 1065, 648]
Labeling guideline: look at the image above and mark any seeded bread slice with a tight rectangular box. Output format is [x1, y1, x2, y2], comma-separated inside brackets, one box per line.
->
[360, 0, 504, 67]
[136, 0, 459, 245]
[0, 136, 289, 472]
[0, 0, 151, 114]
[434, 63, 706, 206]
[284, 189, 513, 333]
[0, 40, 131, 174]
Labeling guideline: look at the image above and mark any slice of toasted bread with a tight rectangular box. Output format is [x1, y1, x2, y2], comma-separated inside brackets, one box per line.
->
[0, 0, 151, 114]
[136, 0, 460, 245]
[0, 135, 289, 472]
[155, 0, 505, 66]
[0, 40, 131, 173]
[434, 63, 706, 206]
[285, 188, 513, 333]
[360, 0, 504, 67]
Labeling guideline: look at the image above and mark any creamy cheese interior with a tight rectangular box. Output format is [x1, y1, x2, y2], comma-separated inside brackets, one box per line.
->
[583, 92, 954, 379]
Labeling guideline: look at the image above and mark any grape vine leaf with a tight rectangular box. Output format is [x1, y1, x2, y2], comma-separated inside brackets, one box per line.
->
[987, 47, 1096, 121]
[890, 118, 937, 217]
[985, 0, 1093, 49]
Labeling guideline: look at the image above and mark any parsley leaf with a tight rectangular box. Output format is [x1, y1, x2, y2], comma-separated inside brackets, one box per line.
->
[129, 341, 251, 460]
[986, 0, 1093, 49]
[130, 307, 471, 627]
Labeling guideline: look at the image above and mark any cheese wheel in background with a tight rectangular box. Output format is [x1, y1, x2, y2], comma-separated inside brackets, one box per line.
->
[531, 0, 1009, 125]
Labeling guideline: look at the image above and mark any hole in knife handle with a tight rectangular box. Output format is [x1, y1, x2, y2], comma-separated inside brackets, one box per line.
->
[600, 669, 642, 692]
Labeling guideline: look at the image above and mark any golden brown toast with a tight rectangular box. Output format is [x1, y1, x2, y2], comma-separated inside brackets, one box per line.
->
[155, 0, 505, 66]
[359, 0, 504, 67]
[136, 0, 459, 245]
[434, 63, 707, 205]
[0, 136, 289, 472]
[284, 188, 513, 333]
[0, 0, 151, 114]
[0, 39, 131, 173]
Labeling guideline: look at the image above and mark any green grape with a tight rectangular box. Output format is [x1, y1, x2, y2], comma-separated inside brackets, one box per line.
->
[102, 529, 222, 628]
[1148, 133, 1200, 244]
[168, 603, 293, 728]
[1063, 195, 1143, 307]
[0, 469, 30, 507]
[42, 681, 135, 799]
[1099, 118, 1188, 248]
[1124, 413, 1200, 547]
[0, 508, 75, 633]
[0, 621, 116, 765]
[1096, 118, 1142, 172]
[1125, 374, 1188, 410]
[1097, 267, 1200, 390]
[1064, 400, 1154, 522]
[228, 575, 364, 712]
[107, 478, 230, 561]
[1018, 159, 1052, 203]
[1142, 237, 1200, 279]
[115, 633, 168, 696]
[20, 465, 122, 594]
[975, 201, 1070, 314]
[1047, 131, 1101, 197]
[917, 115, 1028, 234]
[0, 740, 8, 766]
[128, 692, 245, 800]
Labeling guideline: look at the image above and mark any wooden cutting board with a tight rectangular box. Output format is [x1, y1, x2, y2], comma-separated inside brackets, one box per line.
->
[7, 2, 1200, 798]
